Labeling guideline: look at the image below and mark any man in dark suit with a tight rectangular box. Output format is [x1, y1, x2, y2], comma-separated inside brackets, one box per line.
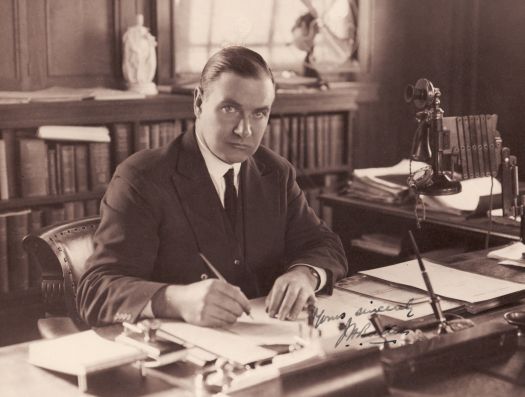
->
[77, 46, 348, 327]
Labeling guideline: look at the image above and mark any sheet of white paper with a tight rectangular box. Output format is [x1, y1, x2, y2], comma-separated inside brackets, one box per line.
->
[488, 242, 525, 261]
[361, 259, 525, 303]
[159, 321, 276, 365]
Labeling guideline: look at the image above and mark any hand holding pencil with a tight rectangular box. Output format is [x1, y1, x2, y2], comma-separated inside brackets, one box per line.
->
[151, 254, 252, 328]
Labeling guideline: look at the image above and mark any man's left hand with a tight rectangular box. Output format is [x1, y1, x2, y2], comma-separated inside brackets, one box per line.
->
[265, 266, 317, 321]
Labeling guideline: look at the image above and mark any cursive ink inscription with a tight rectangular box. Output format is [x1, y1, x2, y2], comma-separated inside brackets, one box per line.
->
[312, 307, 346, 329]
[335, 317, 372, 347]
[354, 298, 415, 318]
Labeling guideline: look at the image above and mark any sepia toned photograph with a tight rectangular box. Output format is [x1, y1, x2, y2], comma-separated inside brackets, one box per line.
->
[1, 1, 525, 396]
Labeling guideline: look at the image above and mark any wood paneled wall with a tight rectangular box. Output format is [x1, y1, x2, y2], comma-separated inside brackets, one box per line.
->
[360, 0, 525, 172]
[0, 0, 150, 90]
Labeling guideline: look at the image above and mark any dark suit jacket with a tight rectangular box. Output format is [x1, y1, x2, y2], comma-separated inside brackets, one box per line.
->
[76, 131, 348, 326]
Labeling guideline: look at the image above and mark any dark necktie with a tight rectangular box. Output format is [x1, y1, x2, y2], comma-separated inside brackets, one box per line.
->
[224, 168, 237, 229]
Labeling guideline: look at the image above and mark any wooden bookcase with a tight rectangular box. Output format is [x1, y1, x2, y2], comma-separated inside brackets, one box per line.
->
[0, 87, 376, 344]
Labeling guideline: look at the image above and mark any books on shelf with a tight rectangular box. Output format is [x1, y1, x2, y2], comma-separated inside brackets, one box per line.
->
[0, 199, 100, 292]
[262, 114, 347, 171]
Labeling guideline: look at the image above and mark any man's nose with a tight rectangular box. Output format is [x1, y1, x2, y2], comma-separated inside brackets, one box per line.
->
[233, 116, 252, 138]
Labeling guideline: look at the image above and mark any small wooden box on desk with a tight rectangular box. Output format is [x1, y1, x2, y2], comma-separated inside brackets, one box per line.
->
[0, 89, 368, 345]
[319, 193, 521, 272]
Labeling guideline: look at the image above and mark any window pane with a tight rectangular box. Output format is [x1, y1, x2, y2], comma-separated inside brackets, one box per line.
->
[173, 0, 362, 75]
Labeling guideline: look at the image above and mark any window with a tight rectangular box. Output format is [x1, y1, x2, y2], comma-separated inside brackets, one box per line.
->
[172, 0, 367, 80]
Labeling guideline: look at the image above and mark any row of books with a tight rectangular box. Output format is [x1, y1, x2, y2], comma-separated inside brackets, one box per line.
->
[0, 135, 111, 200]
[112, 119, 194, 167]
[262, 114, 347, 170]
[0, 199, 99, 294]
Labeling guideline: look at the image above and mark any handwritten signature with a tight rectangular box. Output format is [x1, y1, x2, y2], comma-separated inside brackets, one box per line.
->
[311, 299, 415, 348]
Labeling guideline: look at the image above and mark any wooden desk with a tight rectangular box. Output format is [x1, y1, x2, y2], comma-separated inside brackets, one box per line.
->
[2, 250, 525, 397]
[320, 193, 521, 271]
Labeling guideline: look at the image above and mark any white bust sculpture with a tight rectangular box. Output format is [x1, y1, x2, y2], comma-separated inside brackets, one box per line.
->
[122, 14, 158, 95]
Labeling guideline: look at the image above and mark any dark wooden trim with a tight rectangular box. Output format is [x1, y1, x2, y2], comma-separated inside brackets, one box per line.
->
[0, 191, 104, 212]
[320, 193, 520, 242]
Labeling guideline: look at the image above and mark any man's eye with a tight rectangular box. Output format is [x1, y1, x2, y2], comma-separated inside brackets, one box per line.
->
[253, 111, 267, 119]
[221, 105, 237, 113]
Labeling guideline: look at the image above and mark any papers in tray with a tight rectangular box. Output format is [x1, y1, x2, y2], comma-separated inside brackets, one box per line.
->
[420, 176, 501, 215]
[360, 259, 525, 312]
[346, 159, 425, 204]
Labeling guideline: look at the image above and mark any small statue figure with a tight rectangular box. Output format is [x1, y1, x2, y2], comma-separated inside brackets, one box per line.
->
[122, 14, 158, 95]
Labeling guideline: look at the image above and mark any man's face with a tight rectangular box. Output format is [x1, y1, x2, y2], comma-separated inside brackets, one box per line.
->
[194, 72, 275, 164]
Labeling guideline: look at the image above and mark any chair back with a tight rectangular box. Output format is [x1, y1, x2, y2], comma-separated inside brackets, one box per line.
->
[23, 216, 100, 329]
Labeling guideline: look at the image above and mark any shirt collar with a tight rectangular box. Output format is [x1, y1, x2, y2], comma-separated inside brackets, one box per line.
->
[195, 131, 242, 180]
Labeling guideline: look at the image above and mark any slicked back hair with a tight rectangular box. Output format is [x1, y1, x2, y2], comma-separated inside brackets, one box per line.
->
[199, 46, 275, 95]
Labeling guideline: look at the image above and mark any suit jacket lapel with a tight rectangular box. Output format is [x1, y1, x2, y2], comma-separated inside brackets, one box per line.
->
[242, 155, 280, 266]
[171, 132, 230, 265]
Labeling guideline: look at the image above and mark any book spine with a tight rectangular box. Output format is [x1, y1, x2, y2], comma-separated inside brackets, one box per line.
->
[89, 142, 111, 190]
[315, 115, 324, 169]
[281, 116, 290, 161]
[289, 117, 299, 167]
[2, 130, 20, 198]
[29, 209, 43, 287]
[47, 147, 58, 195]
[305, 115, 316, 169]
[112, 123, 132, 167]
[261, 123, 271, 148]
[60, 145, 76, 194]
[134, 124, 150, 152]
[19, 138, 49, 197]
[150, 123, 160, 149]
[74, 144, 89, 193]
[85, 199, 99, 216]
[298, 116, 306, 169]
[55, 143, 63, 195]
[0, 216, 8, 293]
[43, 205, 66, 226]
[270, 118, 282, 156]
[64, 202, 76, 220]
[0, 140, 9, 200]
[6, 211, 30, 290]
[73, 200, 86, 219]
[173, 120, 183, 140]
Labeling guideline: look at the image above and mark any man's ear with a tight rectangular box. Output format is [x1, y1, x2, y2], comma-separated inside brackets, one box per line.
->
[194, 87, 204, 118]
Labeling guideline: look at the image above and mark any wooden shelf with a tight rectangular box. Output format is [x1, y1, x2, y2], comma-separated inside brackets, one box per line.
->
[0, 190, 104, 212]
[0, 87, 374, 129]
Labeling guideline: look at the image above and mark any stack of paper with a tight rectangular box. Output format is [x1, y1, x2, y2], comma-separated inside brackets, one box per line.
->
[37, 125, 110, 142]
[28, 330, 146, 376]
[346, 159, 426, 204]
[420, 176, 501, 215]
[350, 233, 403, 256]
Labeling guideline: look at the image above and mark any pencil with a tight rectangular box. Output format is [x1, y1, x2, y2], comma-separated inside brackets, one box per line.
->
[198, 252, 254, 319]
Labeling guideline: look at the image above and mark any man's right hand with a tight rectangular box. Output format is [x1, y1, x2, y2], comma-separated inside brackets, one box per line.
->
[151, 279, 251, 327]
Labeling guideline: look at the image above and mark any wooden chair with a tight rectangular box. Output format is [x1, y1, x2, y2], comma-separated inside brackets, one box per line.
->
[23, 216, 100, 338]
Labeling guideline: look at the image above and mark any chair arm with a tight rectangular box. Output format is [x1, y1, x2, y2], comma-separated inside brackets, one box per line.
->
[23, 234, 66, 315]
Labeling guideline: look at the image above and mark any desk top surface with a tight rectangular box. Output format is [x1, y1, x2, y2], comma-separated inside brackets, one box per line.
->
[320, 193, 521, 241]
[3, 250, 525, 397]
